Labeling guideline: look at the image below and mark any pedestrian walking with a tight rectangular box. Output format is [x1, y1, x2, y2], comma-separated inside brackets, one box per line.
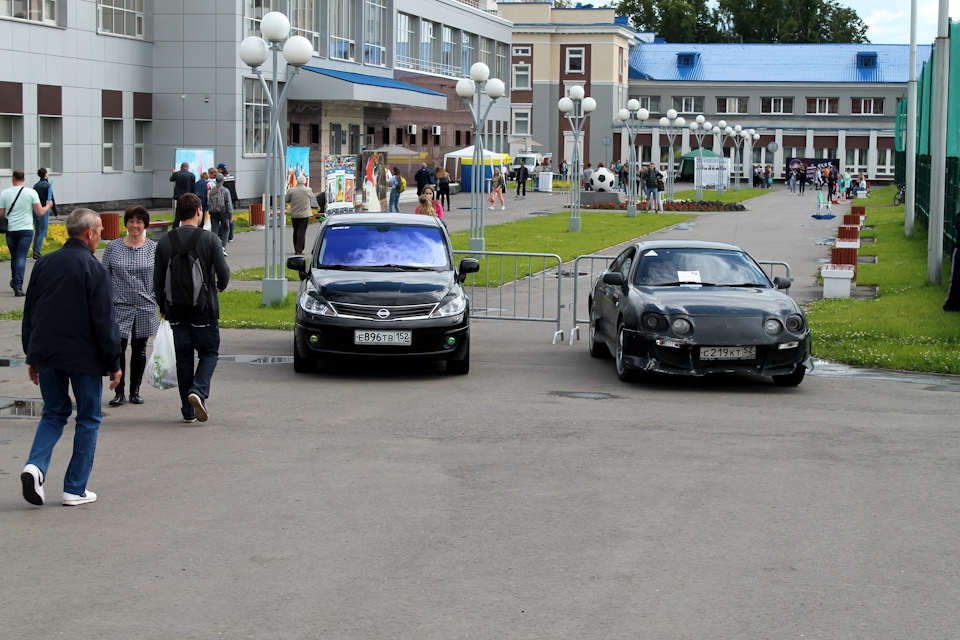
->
[170, 162, 196, 228]
[153, 193, 230, 423]
[436, 168, 452, 210]
[207, 173, 233, 256]
[102, 205, 159, 407]
[515, 163, 529, 198]
[286, 174, 313, 255]
[20, 208, 122, 507]
[387, 167, 402, 212]
[32, 167, 57, 259]
[488, 167, 506, 210]
[414, 163, 432, 196]
[0, 170, 53, 296]
[217, 164, 239, 242]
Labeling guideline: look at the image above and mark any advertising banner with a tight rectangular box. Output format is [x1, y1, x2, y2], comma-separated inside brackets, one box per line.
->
[286, 146, 310, 188]
[695, 157, 731, 191]
[359, 150, 389, 212]
[323, 155, 356, 214]
[174, 149, 216, 181]
[787, 158, 840, 184]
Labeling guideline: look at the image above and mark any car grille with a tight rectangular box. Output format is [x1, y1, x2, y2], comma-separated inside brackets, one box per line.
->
[329, 302, 437, 321]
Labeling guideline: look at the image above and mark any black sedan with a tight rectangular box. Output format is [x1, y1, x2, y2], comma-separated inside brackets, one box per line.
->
[287, 213, 479, 374]
[587, 240, 813, 386]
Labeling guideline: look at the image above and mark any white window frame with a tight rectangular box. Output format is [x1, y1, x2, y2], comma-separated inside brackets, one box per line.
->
[513, 46, 531, 57]
[761, 97, 793, 114]
[636, 96, 660, 113]
[289, 0, 321, 53]
[244, 0, 279, 39]
[806, 97, 839, 115]
[0, 115, 15, 175]
[37, 115, 60, 173]
[134, 119, 147, 171]
[1, 0, 57, 25]
[875, 147, 894, 175]
[420, 20, 435, 65]
[814, 147, 837, 160]
[845, 148, 868, 175]
[329, 0, 356, 61]
[102, 118, 122, 172]
[512, 108, 531, 136]
[396, 13, 413, 69]
[97, 0, 143, 39]
[566, 47, 585, 74]
[496, 42, 508, 82]
[442, 26, 455, 73]
[461, 32, 475, 75]
[852, 97, 884, 115]
[673, 96, 703, 113]
[512, 64, 531, 91]
[716, 97, 748, 114]
[363, 0, 386, 67]
[243, 77, 274, 157]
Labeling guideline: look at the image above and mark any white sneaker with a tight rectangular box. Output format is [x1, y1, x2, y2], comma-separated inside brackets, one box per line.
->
[21, 464, 44, 505]
[63, 490, 97, 506]
[501, 206, 505, 210]
[488, 206, 494, 210]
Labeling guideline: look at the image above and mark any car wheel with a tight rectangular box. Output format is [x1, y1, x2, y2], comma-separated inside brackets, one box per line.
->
[447, 338, 470, 375]
[615, 323, 637, 382]
[588, 306, 610, 359]
[293, 343, 314, 373]
[772, 365, 805, 387]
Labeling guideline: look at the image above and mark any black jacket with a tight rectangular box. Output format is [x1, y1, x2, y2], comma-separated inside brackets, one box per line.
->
[153, 225, 231, 322]
[170, 169, 196, 199]
[22, 239, 122, 376]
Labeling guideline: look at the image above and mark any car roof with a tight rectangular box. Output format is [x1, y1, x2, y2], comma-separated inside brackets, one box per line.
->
[324, 212, 444, 227]
[636, 239, 745, 252]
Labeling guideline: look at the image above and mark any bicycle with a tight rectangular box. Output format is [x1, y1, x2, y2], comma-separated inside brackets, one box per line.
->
[894, 184, 905, 205]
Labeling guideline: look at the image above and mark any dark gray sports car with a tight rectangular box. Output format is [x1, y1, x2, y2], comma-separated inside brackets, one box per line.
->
[587, 240, 813, 386]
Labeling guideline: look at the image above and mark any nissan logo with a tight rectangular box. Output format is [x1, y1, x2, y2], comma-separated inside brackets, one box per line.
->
[377, 308, 390, 319]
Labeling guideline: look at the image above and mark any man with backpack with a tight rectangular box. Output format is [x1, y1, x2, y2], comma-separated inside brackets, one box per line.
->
[207, 173, 233, 256]
[153, 193, 230, 423]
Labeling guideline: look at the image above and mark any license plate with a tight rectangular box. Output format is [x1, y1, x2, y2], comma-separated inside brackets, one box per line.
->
[354, 330, 412, 346]
[700, 346, 756, 360]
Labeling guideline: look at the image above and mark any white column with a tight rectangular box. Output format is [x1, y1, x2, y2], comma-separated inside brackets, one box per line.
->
[805, 129, 814, 157]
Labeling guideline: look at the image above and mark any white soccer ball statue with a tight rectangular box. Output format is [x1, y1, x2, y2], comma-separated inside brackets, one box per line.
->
[589, 167, 617, 192]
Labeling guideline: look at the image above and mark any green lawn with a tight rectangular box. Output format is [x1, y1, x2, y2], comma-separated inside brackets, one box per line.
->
[805, 185, 960, 373]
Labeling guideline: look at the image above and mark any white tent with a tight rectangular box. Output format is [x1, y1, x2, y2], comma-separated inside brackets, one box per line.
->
[442, 145, 507, 181]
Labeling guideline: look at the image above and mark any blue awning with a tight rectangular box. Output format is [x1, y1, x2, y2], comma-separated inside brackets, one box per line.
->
[288, 66, 447, 110]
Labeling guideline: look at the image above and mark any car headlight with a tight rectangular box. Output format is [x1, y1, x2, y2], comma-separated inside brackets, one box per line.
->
[300, 291, 336, 316]
[764, 318, 783, 335]
[672, 318, 693, 335]
[641, 312, 667, 331]
[785, 314, 805, 332]
[432, 294, 467, 318]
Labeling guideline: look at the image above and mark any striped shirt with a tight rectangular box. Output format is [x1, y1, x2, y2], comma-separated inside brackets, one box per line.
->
[102, 238, 160, 339]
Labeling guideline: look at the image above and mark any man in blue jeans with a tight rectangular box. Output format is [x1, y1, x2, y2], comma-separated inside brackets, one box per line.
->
[153, 193, 230, 423]
[20, 209, 122, 507]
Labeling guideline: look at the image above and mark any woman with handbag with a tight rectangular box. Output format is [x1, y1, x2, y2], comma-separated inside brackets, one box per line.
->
[101, 205, 159, 406]
[0, 170, 52, 296]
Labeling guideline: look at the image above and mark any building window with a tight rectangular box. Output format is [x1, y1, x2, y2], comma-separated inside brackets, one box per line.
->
[566, 47, 584, 73]
[396, 13, 413, 68]
[0, 116, 14, 173]
[672, 96, 703, 113]
[512, 64, 530, 91]
[461, 32, 475, 75]
[496, 42, 508, 81]
[289, 0, 320, 53]
[442, 26, 455, 74]
[716, 97, 748, 114]
[635, 96, 660, 113]
[761, 97, 793, 114]
[845, 148, 868, 174]
[330, 0, 356, 61]
[420, 20, 435, 65]
[512, 109, 531, 136]
[134, 120, 147, 170]
[480, 37, 493, 69]
[38, 116, 60, 172]
[876, 148, 894, 175]
[1, 0, 57, 24]
[98, 0, 143, 38]
[243, 77, 273, 156]
[814, 147, 837, 159]
[244, 0, 278, 38]
[513, 46, 531, 57]
[363, 0, 386, 66]
[806, 98, 839, 115]
[102, 119, 122, 171]
[852, 98, 884, 115]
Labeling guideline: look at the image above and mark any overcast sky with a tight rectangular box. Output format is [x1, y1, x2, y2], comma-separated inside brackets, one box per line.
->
[846, 0, 945, 45]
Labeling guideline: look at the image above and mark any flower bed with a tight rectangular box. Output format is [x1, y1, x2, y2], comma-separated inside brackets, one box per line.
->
[584, 200, 746, 212]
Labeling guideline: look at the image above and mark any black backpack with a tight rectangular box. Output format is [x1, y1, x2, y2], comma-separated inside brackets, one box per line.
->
[165, 228, 209, 313]
[208, 186, 226, 215]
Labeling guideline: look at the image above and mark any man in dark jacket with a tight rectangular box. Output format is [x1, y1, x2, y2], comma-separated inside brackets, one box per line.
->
[170, 162, 196, 229]
[515, 164, 530, 198]
[217, 163, 239, 242]
[414, 163, 432, 196]
[31, 167, 57, 259]
[20, 209, 122, 507]
[154, 193, 230, 423]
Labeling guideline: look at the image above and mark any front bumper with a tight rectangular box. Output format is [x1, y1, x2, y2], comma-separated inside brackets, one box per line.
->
[621, 328, 813, 377]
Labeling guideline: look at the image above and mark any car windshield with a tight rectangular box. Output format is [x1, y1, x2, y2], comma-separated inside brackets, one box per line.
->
[633, 248, 771, 287]
[316, 223, 450, 269]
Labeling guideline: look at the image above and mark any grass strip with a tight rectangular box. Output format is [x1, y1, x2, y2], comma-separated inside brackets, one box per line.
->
[805, 185, 960, 373]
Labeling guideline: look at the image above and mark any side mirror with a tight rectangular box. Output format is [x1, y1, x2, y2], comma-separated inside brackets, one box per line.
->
[286, 256, 308, 280]
[457, 258, 480, 283]
[602, 272, 625, 287]
[773, 276, 792, 290]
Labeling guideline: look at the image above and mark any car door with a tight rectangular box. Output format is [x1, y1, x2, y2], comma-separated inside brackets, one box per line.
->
[597, 246, 636, 342]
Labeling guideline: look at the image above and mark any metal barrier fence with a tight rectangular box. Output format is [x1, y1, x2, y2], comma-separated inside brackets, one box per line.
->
[454, 250, 565, 344]
[567, 254, 794, 346]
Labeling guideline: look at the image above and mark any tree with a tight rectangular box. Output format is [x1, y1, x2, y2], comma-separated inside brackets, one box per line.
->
[615, 0, 720, 43]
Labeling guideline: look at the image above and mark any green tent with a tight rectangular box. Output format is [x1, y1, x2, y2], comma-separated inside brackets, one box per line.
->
[677, 149, 721, 181]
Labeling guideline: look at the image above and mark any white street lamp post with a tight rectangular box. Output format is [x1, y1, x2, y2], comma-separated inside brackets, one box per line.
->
[239, 12, 313, 305]
[457, 62, 505, 252]
[658, 109, 685, 203]
[559, 85, 596, 232]
[617, 99, 649, 218]
[688, 115, 711, 201]
[713, 120, 732, 197]
[730, 124, 745, 192]
[741, 129, 759, 189]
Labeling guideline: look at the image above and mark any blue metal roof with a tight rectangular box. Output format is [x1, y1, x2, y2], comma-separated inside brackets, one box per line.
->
[302, 66, 445, 97]
[630, 43, 932, 83]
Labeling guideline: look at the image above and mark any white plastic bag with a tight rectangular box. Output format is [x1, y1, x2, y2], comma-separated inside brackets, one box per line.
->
[203, 215, 212, 231]
[147, 319, 178, 390]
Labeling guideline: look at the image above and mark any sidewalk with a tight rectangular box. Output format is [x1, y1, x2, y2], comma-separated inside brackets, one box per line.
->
[0, 184, 850, 315]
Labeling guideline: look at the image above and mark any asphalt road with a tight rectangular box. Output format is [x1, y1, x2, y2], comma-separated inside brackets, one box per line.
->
[1, 186, 957, 638]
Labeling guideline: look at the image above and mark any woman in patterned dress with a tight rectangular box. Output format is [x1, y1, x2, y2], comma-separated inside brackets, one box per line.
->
[102, 205, 159, 406]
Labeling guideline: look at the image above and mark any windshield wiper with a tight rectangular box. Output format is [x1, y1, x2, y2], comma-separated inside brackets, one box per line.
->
[653, 281, 717, 287]
[716, 283, 769, 287]
[376, 264, 440, 271]
[317, 264, 359, 270]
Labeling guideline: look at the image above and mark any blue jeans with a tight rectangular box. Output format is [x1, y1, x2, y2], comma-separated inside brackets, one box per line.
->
[6, 229, 32, 290]
[33, 212, 49, 256]
[27, 367, 103, 495]
[389, 190, 400, 212]
[170, 319, 220, 419]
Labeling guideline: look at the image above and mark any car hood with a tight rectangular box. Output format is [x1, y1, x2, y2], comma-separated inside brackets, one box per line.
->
[310, 269, 455, 305]
[637, 286, 799, 316]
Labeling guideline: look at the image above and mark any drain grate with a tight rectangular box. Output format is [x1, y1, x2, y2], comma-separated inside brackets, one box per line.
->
[217, 355, 294, 365]
[549, 390, 621, 400]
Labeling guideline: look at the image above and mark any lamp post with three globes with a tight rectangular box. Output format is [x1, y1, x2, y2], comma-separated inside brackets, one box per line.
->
[617, 99, 649, 218]
[658, 109, 685, 204]
[558, 85, 596, 232]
